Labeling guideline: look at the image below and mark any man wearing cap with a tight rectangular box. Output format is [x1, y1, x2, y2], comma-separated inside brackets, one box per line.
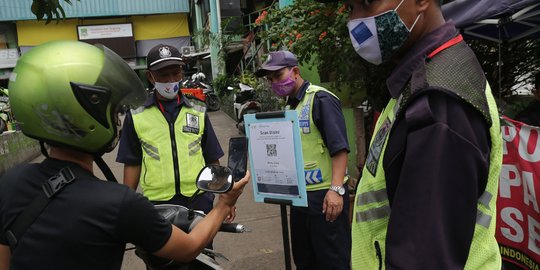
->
[256, 50, 351, 270]
[116, 44, 225, 216]
[314, 0, 502, 269]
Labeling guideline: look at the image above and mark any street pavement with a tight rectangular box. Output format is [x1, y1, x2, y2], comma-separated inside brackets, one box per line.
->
[34, 110, 293, 270]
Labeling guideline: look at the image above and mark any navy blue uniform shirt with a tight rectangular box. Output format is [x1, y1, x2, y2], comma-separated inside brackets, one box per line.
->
[116, 93, 224, 165]
[382, 21, 491, 269]
[286, 81, 350, 156]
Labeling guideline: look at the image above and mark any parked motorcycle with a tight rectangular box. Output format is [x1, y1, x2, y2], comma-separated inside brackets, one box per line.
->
[0, 87, 12, 134]
[182, 72, 221, 112]
[229, 83, 262, 134]
[135, 165, 249, 270]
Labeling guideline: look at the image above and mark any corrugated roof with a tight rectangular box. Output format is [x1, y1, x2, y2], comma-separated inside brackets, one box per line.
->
[0, 0, 189, 21]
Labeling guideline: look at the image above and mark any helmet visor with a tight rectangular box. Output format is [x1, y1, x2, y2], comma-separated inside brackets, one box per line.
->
[95, 45, 147, 110]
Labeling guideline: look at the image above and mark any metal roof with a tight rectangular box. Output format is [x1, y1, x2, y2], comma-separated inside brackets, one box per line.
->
[0, 0, 189, 21]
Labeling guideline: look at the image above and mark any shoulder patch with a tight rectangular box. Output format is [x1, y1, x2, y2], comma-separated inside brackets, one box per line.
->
[412, 42, 492, 126]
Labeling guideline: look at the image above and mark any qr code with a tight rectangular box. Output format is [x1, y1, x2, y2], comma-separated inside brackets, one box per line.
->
[266, 144, 277, 157]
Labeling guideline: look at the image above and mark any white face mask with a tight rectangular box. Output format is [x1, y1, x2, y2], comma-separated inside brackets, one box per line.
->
[347, 0, 420, 65]
[154, 81, 180, 100]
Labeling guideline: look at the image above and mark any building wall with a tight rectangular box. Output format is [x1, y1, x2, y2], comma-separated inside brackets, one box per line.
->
[14, 13, 192, 69]
[16, 14, 191, 47]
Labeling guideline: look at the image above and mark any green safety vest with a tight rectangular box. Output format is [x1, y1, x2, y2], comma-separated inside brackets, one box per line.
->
[290, 84, 338, 191]
[351, 40, 502, 269]
[131, 100, 207, 201]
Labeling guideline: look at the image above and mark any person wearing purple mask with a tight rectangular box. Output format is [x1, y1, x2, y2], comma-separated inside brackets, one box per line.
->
[256, 50, 351, 270]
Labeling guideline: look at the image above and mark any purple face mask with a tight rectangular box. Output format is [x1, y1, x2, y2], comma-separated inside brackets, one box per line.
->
[271, 69, 296, 97]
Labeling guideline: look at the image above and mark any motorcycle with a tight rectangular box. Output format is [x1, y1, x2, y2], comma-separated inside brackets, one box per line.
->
[228, 83, 262, 134]
[0, 87, 13, 134]
[182, 72, 221, 112]
[135, 165, 249, 270]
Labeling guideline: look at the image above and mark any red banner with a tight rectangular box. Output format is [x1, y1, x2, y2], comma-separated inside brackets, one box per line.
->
[497, 116, 540, 269]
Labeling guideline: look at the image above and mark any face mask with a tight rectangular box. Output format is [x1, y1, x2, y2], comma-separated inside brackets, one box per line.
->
[271, 69, 296, 97]
[347, 0, 421, 65]
[153, 76, 180, 100]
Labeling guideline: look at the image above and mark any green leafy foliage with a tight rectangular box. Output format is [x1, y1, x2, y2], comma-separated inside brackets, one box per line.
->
[214, 70, 283, 119]
[31, 0, 79, 24]
[238, 71, 284, 112]
[466, 39, 539, 99]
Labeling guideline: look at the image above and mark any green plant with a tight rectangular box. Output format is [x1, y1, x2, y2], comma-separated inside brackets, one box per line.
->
[466, 39, 539, 99]
[211, 74, 235, 97]
[238, 71, 284, 112]
[31, 0, 80, 24]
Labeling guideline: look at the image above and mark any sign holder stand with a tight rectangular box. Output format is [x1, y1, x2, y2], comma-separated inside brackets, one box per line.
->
[264, 198, 293, 270]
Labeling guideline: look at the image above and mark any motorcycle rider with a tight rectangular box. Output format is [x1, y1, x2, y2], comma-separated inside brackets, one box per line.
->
[0, 40, 249, 270]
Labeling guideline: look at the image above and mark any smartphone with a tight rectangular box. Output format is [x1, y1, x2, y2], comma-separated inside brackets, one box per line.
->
[228, 136, 248, 182]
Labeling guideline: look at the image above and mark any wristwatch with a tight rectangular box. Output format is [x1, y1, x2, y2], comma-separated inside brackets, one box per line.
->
[329, 185, 345, 196]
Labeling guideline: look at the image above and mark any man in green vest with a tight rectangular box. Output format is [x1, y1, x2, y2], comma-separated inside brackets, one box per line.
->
[117, 44, 227, 217]
[318, 0, 503, 268]
[256, 50, 351, 270]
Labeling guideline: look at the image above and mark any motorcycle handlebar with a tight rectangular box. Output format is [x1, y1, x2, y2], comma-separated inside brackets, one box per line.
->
[219, 223, 249, 233]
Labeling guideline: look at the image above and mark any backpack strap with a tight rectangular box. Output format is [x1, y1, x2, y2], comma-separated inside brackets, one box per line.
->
[4, 166, 77, 251]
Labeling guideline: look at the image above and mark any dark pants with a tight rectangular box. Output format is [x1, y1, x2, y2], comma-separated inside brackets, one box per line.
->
[290, 186, 351, 270]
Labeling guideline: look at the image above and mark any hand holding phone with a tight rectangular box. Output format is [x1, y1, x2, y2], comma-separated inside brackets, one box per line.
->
[228, 137, 248, 182]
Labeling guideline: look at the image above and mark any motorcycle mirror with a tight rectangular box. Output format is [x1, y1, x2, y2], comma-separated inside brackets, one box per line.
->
[196, 165, 234, 193]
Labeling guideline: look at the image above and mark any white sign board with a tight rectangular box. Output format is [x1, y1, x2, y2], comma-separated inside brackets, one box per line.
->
[78, 23, 133, 40]
[245, 111, 308, 207]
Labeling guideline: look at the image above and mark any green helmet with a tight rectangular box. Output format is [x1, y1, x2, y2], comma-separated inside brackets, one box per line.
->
[8, 40, 146, 154]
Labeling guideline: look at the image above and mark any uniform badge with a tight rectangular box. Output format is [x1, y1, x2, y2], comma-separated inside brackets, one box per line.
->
[159, 46, 172, 58]
[365, 117, 391, 176]
[299, 103, 311, 134]
[183, 113, 200, 134]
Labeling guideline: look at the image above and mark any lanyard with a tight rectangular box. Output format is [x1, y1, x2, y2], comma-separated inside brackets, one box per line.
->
[156, 94, 181, 114]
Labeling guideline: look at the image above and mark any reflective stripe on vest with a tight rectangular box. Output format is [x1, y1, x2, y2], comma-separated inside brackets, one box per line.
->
[131, 105, 206, 201]
[354, 189, 494, 227]
[141, 141, 160, 161]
